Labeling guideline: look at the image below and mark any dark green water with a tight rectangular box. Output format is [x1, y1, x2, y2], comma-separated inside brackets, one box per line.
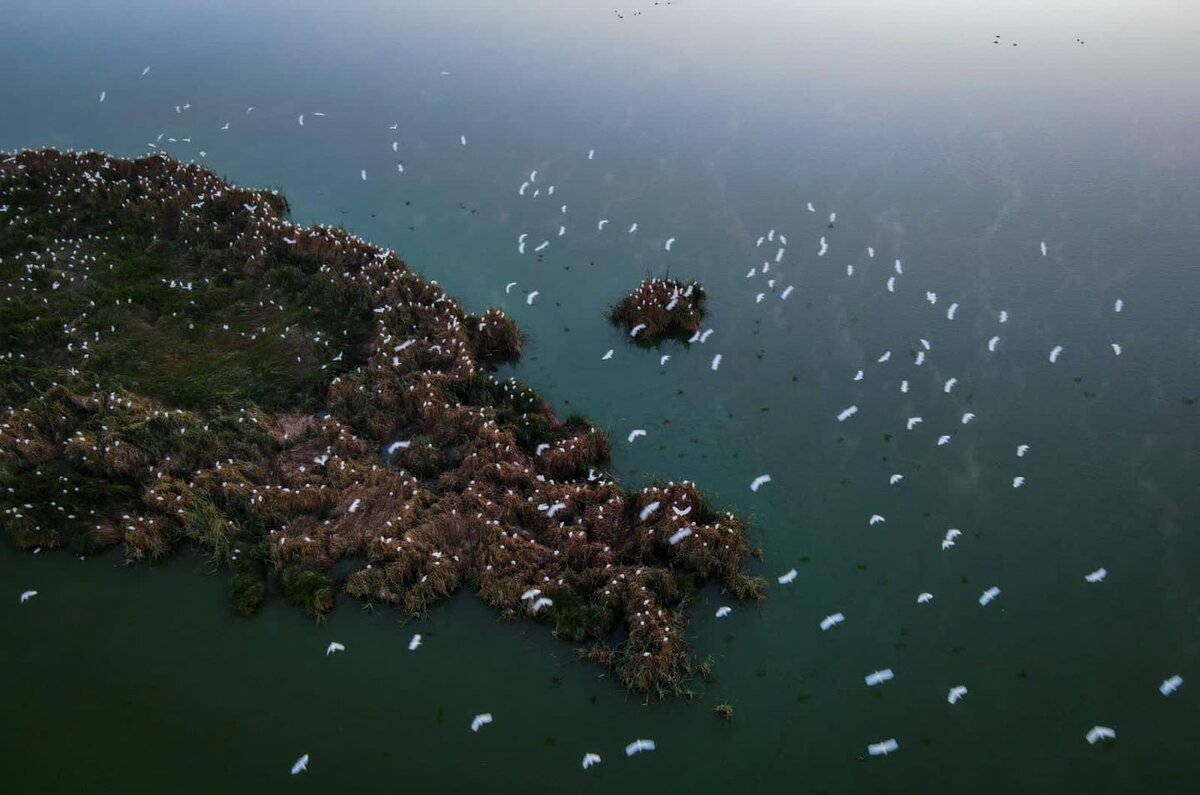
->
[2, 1, 1199, 791]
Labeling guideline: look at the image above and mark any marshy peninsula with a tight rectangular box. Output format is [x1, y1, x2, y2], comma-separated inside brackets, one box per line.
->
[0, 149, 762, 699]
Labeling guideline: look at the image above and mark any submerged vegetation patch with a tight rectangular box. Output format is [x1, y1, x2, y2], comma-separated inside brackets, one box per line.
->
[0, 149, 762, 698]
[608, 277, 707, 346]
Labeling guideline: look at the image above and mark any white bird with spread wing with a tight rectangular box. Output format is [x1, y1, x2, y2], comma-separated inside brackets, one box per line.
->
[625, 739, 656, 756]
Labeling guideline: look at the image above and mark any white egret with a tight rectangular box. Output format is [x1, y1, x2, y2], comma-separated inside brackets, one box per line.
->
[947, 686, 968, 705]
[582, 753, 602, 770]
[408, 634, 422, 651]
[778, 569, 798, 585]
[291, 754, 309, 775]
[715, 606, 732, 618]
[526, 291, 540, 305]
[917, 592, 933, 604]
[1084, 568, 1107, 583]
[326, 642, 345, 656]
[837, 405, 858, 422]
[750, 475, 772, 492]
[1049, 345, 1063, 363]
[1160, 675, 1184, 696]
[627, 429, 647, 443]
[625, 739, 655, 756]
[820, 613, 845, 631]
[668, 528, 692, 545]
[19, 590, 37, 603]
[865, 669, 894, 686]
[979, 586, 1001, 606]
[1085, 726, 1115, 745]
[868, 739, 898, 756]
[471, 713, 493, 732]
[639, 501, 661, 522]
[869, 514, 886, 526]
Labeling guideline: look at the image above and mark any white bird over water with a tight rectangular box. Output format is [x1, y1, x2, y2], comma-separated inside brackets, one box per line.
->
[837, 405, 859, 422]
[1111, 343, 1123, 355]
[1160, 675, 1184, 696]
[1013, 476, 1026, 488]
[291, 755, 309, 775]
[947, 686, 969, 705]
[979, 586, 1001, 606]
[471, 714, 493, 732]
[408, 634, 422, 651]
[625, 739, 656, 757]
[869, 514, 886, 526]
[628, 222, 638, 233]
[947, 302, 959, 320]
[582, 753, 602, 770]
[142, 66, 150, 75]
[867, 246, 875, 257]
[886, 276, 895, 292]
[962, 412, 976, 424]
[360, 169, 367, 181]
[588, 148, 595, 160]
[820, 613, 845, 631]
[505, 282, 517, 294]
[1085, 726, 1115, 745]
[778, 569, 798, 585]
[1114, 298, 1124, 312]
[988, 335, 1000, 352]
[917, 592, 933, 604]
[868, 739, 899, 757]
[750, 474, 772, 492]
[526, 291, 540, 305]
[1049, 345, 1063, 363]
[999, 310, 1009, 323]
[877, 351, 892, 363]
[818, 237, 828, 256]
[630, 323, 647, 337]
[1084, 568, 1107, 583]
[326, 642, 345, 656]
[19, 590, 37, 603]
[298, 114, 304, 126]
[1040, 241, 1048, 256]
[627, 429, 647, 443]
[715, 606, 732, 618]
[1017, 444, 1030, 457]
[889, 474, 903, 485]
[781, 285, 795, 300]
[602, 349, 613, 360]
[664, 237, 676, 251]
[865, 669, 895, 686]
[906, 417, 923, 430]
[711, 354, 722, 371]
[99, 91, 106, 102]
[807, 202, 815, 212]
[944, 377, 958, 393]
[460, 135, 467, 145]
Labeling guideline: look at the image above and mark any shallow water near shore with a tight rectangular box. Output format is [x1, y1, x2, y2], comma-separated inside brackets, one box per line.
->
[3, 1, 1200, 792]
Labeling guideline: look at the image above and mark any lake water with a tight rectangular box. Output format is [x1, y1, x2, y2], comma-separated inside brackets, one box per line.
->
[2, 1, 1200, 791]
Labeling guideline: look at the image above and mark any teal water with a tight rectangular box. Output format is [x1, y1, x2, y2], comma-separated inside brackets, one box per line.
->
[3, 1, 1200, 791]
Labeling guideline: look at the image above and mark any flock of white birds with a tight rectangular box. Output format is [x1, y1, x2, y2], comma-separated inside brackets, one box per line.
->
[8, 56, 1187, 778]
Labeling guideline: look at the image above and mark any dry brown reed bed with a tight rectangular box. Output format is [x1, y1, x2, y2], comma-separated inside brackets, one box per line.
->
[609, 277, 707, 346]
[0, 149, 764, 698]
